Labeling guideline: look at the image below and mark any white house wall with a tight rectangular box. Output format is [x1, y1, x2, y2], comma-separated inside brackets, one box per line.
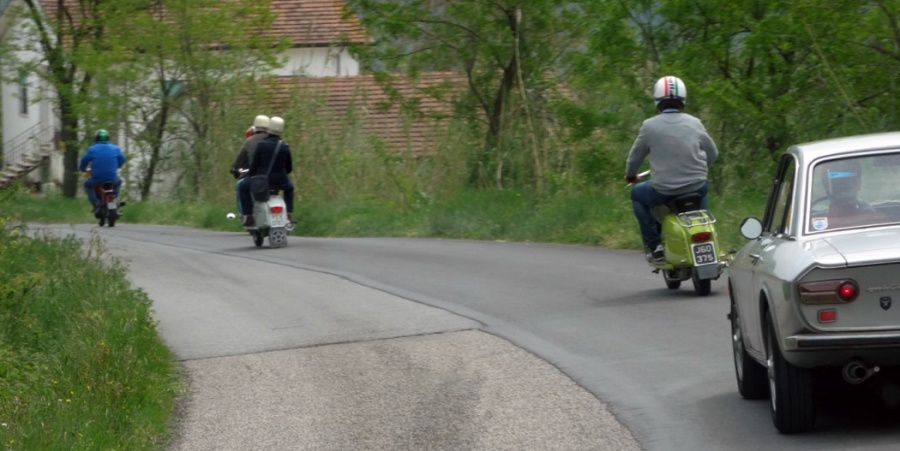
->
[273, 47, 359, 77]
[1, 13, 60, 189]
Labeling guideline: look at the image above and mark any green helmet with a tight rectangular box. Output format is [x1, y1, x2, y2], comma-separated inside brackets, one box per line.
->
[95, 129, 110, 142]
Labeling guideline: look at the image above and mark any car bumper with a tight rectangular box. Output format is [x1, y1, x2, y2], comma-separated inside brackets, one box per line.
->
[782, 331, 900, 367]
[785, 331, 900, 350]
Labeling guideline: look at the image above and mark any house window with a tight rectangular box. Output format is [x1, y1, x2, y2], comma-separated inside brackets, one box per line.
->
[18, 72, 28, 115]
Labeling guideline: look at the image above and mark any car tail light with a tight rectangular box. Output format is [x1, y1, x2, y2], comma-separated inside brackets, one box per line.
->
[799, 279, 859, 304]
[818, 309, 837, 323]
[691, 231, 712, 243]
[837, 281, 858, 301]
[270, 206, 284, 214]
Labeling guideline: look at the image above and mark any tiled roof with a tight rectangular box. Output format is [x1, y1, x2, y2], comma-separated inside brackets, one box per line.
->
[269, 0, 367, 46]
[264, 73, 464, 157]
[38, 0, 366, 47]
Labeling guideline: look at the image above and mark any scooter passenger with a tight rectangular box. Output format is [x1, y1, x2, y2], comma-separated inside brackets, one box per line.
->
[231, 114, 270, 212]
[624, 76, 718, 262]
[238, 116, 295, 226]
[79, 129, 126, 217]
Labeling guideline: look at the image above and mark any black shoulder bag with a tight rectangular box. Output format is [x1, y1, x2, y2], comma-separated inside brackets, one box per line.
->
[248, 140, 283, 203]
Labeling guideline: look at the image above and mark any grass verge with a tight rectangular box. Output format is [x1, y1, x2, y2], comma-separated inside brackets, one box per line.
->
[0, 218, 181, 450]
[0, 183, 768, 253]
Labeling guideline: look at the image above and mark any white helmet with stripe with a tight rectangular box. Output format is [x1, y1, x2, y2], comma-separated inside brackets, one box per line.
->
[653, 76, 687, 106]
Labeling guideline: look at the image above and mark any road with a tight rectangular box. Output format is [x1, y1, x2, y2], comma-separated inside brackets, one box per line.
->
[38, 224, 900, 450]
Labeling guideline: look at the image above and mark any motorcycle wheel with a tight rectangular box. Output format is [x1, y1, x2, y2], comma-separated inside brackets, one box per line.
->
[96, 205, 107, 226]
[108, 210, 117, 227]
[691, 270, 712, 296]
[663, 270, 681, 290]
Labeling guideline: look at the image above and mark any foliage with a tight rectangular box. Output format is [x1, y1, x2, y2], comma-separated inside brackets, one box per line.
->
[4, 0, 898, 254]
[5, 0, 282, 199]
[0, 219, 180, 449]
[349, 0, 597, 190]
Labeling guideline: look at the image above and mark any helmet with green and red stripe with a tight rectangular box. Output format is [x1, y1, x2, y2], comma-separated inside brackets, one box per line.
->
[653, 76, 687, 108]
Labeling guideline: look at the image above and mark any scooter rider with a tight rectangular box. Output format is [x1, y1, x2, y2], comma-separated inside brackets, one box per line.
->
[79, 129, 126, 217]
[231, 115, 269, 212]
[238, 116, 294, 226]
[624, 76, 718, 262]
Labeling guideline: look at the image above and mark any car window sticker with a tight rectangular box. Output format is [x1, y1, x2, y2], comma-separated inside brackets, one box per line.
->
[812, 217, 828, 231]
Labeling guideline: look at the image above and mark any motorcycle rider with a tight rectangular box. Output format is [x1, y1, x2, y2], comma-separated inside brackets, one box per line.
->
[238, 116, 294, 226]
[625, 76, 718, 262]
[79, 129, 126, 217]
[231, 115, 270, 213]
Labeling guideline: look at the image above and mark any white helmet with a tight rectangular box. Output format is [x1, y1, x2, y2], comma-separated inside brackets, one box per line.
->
[268, 116, 285, 135]
[653, 76, 687, 106]
[253, 115, 270, 131]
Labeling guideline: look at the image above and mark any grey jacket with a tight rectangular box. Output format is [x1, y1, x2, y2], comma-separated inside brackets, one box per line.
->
[625, 112, 718, 195]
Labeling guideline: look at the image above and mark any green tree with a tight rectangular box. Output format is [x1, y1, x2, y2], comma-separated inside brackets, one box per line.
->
[103, 0, 281, 199]
[18, 0, 121, 197]
[349, 0, 595, 190]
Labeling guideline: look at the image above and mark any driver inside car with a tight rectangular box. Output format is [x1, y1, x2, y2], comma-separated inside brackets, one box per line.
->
[815, 159, 877, 230]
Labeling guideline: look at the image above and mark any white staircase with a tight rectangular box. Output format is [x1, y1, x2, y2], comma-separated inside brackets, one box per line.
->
[0, 123, 55, 190]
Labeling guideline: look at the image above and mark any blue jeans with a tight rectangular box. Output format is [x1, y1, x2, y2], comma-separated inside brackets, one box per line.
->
[630, 181, 708, 250]
[238, 180, 294, 215]
[84, 177, 121, 208]
[235, 178, 245, 212]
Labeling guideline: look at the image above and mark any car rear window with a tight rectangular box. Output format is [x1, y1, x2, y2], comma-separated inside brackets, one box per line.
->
[807, 151, 900, 233]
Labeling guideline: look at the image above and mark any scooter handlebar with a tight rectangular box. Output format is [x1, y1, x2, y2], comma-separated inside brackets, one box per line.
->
[625, 170, 651, 188]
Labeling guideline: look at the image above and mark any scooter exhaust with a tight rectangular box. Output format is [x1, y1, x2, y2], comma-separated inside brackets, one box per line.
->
[842, 360, 880, 385]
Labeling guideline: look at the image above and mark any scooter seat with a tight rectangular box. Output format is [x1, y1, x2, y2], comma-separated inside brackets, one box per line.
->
[666, 193, 703, 213]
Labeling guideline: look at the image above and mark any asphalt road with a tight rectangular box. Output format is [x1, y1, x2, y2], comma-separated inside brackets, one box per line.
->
[36, 224, 900, 450]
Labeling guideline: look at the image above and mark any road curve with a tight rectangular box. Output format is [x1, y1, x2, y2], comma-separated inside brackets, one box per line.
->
[36, 224, 900, 450]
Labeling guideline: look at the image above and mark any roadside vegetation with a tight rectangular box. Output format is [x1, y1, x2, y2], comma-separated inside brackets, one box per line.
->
[0, 1, 894, 446]
[0, 217, 180, 450]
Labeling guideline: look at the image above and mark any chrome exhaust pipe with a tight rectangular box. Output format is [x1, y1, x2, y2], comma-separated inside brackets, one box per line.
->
[842, 360, 880, 385]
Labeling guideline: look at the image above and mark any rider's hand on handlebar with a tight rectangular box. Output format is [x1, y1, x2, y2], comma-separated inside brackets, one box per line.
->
[625, 174, 639, 184]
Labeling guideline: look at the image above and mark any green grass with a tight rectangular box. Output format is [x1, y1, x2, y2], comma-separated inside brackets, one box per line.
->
[0, 219, 181, 450]
[0, 182, 769, 252]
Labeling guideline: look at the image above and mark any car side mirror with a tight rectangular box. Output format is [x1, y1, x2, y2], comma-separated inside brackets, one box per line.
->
[739, 217, 763, 240]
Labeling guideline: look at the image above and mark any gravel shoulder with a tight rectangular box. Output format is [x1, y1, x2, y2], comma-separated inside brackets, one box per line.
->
[170, 330, 639, 451]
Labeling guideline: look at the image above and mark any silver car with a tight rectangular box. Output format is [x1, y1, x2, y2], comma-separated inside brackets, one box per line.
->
[728, 132, 900, 433]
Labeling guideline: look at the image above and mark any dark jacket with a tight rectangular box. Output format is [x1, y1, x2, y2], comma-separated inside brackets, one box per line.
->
[231, 131, 268, 173]
[249, 135, 292, 187]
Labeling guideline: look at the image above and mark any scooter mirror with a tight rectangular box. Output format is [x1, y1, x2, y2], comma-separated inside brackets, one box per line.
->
[739, 217, 763, 240]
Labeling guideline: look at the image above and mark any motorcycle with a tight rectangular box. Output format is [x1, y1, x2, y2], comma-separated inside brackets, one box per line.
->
[85, 173, 122, 227]
[234, 169, 292, 248]
[630, 171, 727, 296]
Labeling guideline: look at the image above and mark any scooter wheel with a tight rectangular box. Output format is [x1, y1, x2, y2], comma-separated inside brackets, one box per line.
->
[691, 270, 712, 296]
[663, 270, 681, 290]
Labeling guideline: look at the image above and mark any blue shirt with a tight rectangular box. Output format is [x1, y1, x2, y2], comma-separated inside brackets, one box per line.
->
[79, 142, 125, 181]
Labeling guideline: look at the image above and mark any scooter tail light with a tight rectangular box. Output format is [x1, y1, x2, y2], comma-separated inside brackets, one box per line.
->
[270, 206, 284, 214]
[799, 279, 858, 304]
[691, 231, 712, 243]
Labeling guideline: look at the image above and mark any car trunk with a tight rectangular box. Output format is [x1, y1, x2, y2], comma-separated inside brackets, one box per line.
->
[799, 262, 900, 331]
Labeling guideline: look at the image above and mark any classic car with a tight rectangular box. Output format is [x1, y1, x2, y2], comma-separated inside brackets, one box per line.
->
[728, 132, 900, 433]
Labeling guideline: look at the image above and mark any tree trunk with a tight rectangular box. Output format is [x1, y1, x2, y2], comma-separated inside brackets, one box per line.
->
[59, 98, 80, 198]
[140, 99, 170, 200]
